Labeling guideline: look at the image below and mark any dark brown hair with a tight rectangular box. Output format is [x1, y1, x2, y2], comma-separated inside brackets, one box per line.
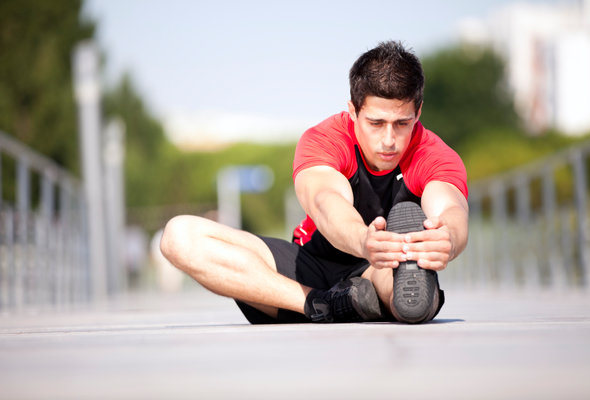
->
[349, 41, 424, 114]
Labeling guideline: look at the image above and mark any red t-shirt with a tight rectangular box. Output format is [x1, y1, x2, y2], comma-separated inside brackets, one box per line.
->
[292, 111, 468, 246]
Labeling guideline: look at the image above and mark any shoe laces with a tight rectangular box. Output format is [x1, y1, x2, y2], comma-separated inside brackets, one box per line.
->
[330, 286, 361, 322]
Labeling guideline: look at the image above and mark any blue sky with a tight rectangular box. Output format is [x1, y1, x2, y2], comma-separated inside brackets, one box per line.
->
[83, 0, 558, 147]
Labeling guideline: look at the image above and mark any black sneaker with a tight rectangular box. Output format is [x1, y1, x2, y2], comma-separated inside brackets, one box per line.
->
[388, 202, 439, 324]
[305, 277, 383, 323]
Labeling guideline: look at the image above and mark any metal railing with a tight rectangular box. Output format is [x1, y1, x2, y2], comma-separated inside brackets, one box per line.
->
[448, 140, 590, 290]
[0, 130, 89, 311]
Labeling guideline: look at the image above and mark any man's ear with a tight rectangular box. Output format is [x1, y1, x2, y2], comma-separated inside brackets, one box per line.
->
[347, 100, 357, 121]
[416, 102, 423, 121]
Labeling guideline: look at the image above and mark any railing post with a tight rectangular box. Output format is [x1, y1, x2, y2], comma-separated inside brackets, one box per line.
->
[515, 173, 538, 288]
[466, 190, 483, 287]
[572, 149, 589, 285]
[2, 207, 15, 309]
[16, 157, 30, 308]
[39, 172, 55, 305]
[0, 131, 87, 312]
[542, 165, 557, 286]
[491, 180, 511, 287]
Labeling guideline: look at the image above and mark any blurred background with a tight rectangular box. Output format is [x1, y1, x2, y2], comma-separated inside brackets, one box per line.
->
[0, 0, 589, 310]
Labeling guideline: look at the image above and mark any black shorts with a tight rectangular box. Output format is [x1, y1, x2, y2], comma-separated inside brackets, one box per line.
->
[235, 236, 445, 324]
[235, 236, 371, 324]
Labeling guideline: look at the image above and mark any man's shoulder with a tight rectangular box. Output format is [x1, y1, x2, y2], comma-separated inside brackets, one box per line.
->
[400, 122, 468, 198]
[407, 123, 462, 162]
[309, 111, 353, 137]
[414, 123, 450, 150]
[294, 112, 357, 179]
[299, 111, 356, 153]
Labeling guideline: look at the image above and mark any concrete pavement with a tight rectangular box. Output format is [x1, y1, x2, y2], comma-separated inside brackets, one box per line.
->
[1, 285, 590, 399]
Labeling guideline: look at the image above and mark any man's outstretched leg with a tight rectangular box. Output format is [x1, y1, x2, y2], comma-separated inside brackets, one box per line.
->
[160, 215, 382, 323]
[160, 215, 309, 317]
[387, 201, 444, 324]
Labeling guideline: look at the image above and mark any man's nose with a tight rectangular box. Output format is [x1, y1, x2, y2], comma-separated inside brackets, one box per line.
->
[382, 126, 395, 148]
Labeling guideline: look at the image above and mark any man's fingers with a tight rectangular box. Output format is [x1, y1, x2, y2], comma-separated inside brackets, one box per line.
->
[404, 227, 450, 243]
[371, 252, 406, 269]
[371, 216, 387, 231]
[372, 260, 399, 269]
[404, 248, 449, 269]
[403, 239, 452, 254]
[424, 216, 442, 230]
[366, 239, 405, 255]
[416, 258, 446, 271]
[366, 242, 408, 269]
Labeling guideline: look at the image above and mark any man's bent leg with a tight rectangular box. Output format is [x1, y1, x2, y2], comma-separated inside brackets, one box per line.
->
[387, 202, 444, 324]
[362, 202, 446, 324]
[160, 215, 311, 317]
[362, 266, 393, 316]
[363, 265, 444, 322]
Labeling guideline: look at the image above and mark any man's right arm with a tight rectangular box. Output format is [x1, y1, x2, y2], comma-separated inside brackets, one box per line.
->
[294, 165, 406, 268]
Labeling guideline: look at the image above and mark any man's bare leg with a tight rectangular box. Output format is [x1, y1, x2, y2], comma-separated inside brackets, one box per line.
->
[363, 265, 440, 322]
[362, 266, 394, 316]
[160, 215, 311, 317]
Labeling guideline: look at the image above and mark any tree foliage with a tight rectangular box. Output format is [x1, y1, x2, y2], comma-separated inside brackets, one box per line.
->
[102, 75, 297, 235]
[420, 45, 520, 150]
[102, 75, 171, 208]
[2, 2, 585, 237]
[0, 0, 95, 172]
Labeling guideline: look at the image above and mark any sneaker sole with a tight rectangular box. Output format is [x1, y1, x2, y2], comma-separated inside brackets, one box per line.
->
[387, 202, 437, 324]
[349, 277, 383, 321]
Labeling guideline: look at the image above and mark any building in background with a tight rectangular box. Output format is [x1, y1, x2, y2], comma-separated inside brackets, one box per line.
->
[460, 0, 590, 135]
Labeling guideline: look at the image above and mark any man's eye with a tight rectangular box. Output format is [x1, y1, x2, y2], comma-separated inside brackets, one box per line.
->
[370, 122, 382, 127]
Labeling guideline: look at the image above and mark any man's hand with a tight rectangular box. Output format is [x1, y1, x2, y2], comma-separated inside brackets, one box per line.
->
[401, 216, 453, 271]
[361, 216, 407, 269]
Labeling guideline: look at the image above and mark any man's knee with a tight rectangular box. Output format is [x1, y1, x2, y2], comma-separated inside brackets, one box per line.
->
[160, 215, 208, 271]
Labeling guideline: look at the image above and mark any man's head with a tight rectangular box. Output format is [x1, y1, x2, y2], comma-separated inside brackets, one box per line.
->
[349, 41, 424, 115]
[347, 41, 425, 172]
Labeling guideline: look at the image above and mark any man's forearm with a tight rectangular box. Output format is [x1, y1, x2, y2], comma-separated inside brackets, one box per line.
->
[421, 181, 469, 262]
[310, 189, 367, 258]
[438, 204, 469, 261]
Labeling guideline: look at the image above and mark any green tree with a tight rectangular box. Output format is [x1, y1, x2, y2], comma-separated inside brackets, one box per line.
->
[0, 0, 95, 172]
[102, 75, 172, 208]
[420, 45, 519, 150]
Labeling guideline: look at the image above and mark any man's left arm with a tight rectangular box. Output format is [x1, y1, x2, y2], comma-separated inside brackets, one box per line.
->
[402, 181, 469, 271]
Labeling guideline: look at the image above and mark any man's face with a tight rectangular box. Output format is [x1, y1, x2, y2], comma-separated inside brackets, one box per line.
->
[348, 96, 421, 172]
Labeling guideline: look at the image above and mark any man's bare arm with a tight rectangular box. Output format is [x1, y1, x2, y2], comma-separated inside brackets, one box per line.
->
[294, 166, 406, 268]
[402, 181, 469, 270]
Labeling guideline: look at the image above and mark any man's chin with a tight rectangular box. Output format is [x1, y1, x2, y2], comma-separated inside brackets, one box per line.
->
[372, 162, 397, 172]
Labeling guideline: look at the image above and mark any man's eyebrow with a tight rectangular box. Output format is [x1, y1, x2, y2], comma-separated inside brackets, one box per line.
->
[366, 117, 386, 122]
[366, 116, 414, 123]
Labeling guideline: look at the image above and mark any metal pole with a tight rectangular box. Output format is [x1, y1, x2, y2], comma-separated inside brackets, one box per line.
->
[217, 167, 241, 229]
[73, 41, 108, 300]
[515, 173, 539, 288]
[542, 165, 557, 286]
[16, 158, 30, 307]
[39, 173, 55, 305]
[103, 119, 126, 293]
[491, 180, 510, 287]
[572, 150, 589, 285]
[470, 191, 483, 287]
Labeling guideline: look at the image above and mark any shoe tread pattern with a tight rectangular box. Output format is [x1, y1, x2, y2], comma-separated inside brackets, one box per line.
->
[387, 202, 436, 324]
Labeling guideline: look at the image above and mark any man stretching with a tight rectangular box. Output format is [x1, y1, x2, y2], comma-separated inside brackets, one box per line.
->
[160, 41, 469, 324]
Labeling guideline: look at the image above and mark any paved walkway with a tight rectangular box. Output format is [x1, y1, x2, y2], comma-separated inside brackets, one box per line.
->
[1, 286, 590, 399]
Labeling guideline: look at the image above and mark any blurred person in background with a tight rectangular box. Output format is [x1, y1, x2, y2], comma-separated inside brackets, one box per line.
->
[161, 41, 468, 324]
